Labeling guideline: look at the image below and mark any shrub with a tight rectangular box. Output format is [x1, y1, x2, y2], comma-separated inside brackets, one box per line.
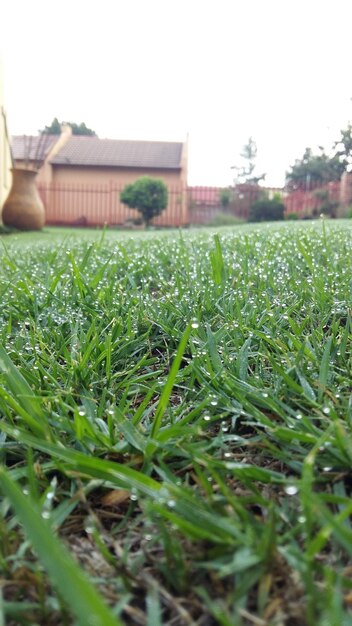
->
[286, 212, 298, 220]
[219, 188, 232, 209]
[248, 198, 285, 222]
[120, 177, 168, 225]
[208, 212, 244, 227]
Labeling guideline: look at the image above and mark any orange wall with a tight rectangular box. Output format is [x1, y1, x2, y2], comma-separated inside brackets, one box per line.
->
[50, 165, 188, 223]
[51, 165, 183, 188]
[40, 165, 189, 226]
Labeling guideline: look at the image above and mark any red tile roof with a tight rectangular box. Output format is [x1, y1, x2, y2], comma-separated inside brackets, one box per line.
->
[50, 137, 183, 169]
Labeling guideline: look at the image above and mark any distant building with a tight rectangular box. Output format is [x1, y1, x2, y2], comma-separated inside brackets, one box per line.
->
[12, 127, 188, 190]
[11, 127, 188, 226]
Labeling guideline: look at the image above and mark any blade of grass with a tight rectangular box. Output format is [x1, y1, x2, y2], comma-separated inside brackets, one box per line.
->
[150, 324, 191, 440]
[0, 467, 122, 626]
[0, 344, 47, 434]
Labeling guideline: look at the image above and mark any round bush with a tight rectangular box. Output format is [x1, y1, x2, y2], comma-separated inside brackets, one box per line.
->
[248, 199, 285, 222]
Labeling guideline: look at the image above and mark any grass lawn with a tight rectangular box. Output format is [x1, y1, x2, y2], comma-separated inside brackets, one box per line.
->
[0, 219, 352, 625]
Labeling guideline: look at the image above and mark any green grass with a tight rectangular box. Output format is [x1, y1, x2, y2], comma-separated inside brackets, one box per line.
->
[0, 219, 352, 625]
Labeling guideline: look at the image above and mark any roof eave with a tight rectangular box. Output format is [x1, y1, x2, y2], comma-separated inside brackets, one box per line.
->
[50, 162, 182, 169]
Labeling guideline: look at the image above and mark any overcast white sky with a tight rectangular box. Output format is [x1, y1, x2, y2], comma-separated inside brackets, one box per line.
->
[2, 0, 352, 187]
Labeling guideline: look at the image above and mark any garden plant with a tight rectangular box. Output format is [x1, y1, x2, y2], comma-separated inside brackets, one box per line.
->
[120, 177, 168, 226]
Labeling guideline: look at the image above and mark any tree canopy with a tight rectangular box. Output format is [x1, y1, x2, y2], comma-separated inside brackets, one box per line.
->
[41, 118, 96, 136]
[334, 123, 352, 172]
[285, 147, 344, 191]
[286, 122, 352, 190]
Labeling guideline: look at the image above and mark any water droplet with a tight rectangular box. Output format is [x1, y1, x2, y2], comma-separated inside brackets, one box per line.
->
[323, 466, 332, 472]
[296, 413, 303, 420]
[85, 525, 95, 534]
[262, 392, 268, 398]
[167, 499, 176, 508]
[130, 493, 138, 501]
[41, 511, 51, 519]
[284, 485, 299, 496]
[298, 515, 306, 524]
[78, 409, 86, 417]
[203, 414, 211, 421]
[191, 319, 199, 329]
[144, 534, 153, 541]
[323, 407, 331, 415]
[210, 397, 218, 406]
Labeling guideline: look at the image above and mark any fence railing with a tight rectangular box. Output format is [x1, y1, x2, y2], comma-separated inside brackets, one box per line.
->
[284, 181, 341, 216]
[36, 178, 351, 227]
[37, 182, 267, 227]
[38, 182, 188, 227]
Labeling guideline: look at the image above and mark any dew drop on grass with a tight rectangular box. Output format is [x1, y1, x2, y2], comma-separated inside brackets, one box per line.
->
[85, 525, 94, 534]
[144, 534, 153, 541]
[191, 319, 199, 329]
[167, 499, 176, 508]
[323, 407, 331, 415]
[323, 466, 332, 472]
[284, 485, 299, 496]
[130, 488, 138, 501]
[295, 413, 303, 420]
[41, 511, 51, 519]
[78, 409, 86, 417]
[210, 397, 218, 406]
[203, 415, 211, 421]
[298, 515, 306, 524]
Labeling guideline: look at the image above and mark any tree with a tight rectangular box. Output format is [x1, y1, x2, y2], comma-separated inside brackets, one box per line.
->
[285, 147, 344, 191]
[41, 118, 96, 136]
[248, 197, 285, 222]
[231, 137, 266, 185]
[334, 123, 352, 172]
[120, 177, 168, 226]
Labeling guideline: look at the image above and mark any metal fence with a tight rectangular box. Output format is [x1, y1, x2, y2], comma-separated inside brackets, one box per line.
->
[38, 182, 188, 227]
[37, 182, 266, 227]
[188, 184, 264, 223]
[37, 179, 348, 227]
[284, 181, 341, 217]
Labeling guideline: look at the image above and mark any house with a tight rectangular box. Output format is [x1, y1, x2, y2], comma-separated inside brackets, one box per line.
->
[12, 127, 188, 225]
[0, 56, 12, 213]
